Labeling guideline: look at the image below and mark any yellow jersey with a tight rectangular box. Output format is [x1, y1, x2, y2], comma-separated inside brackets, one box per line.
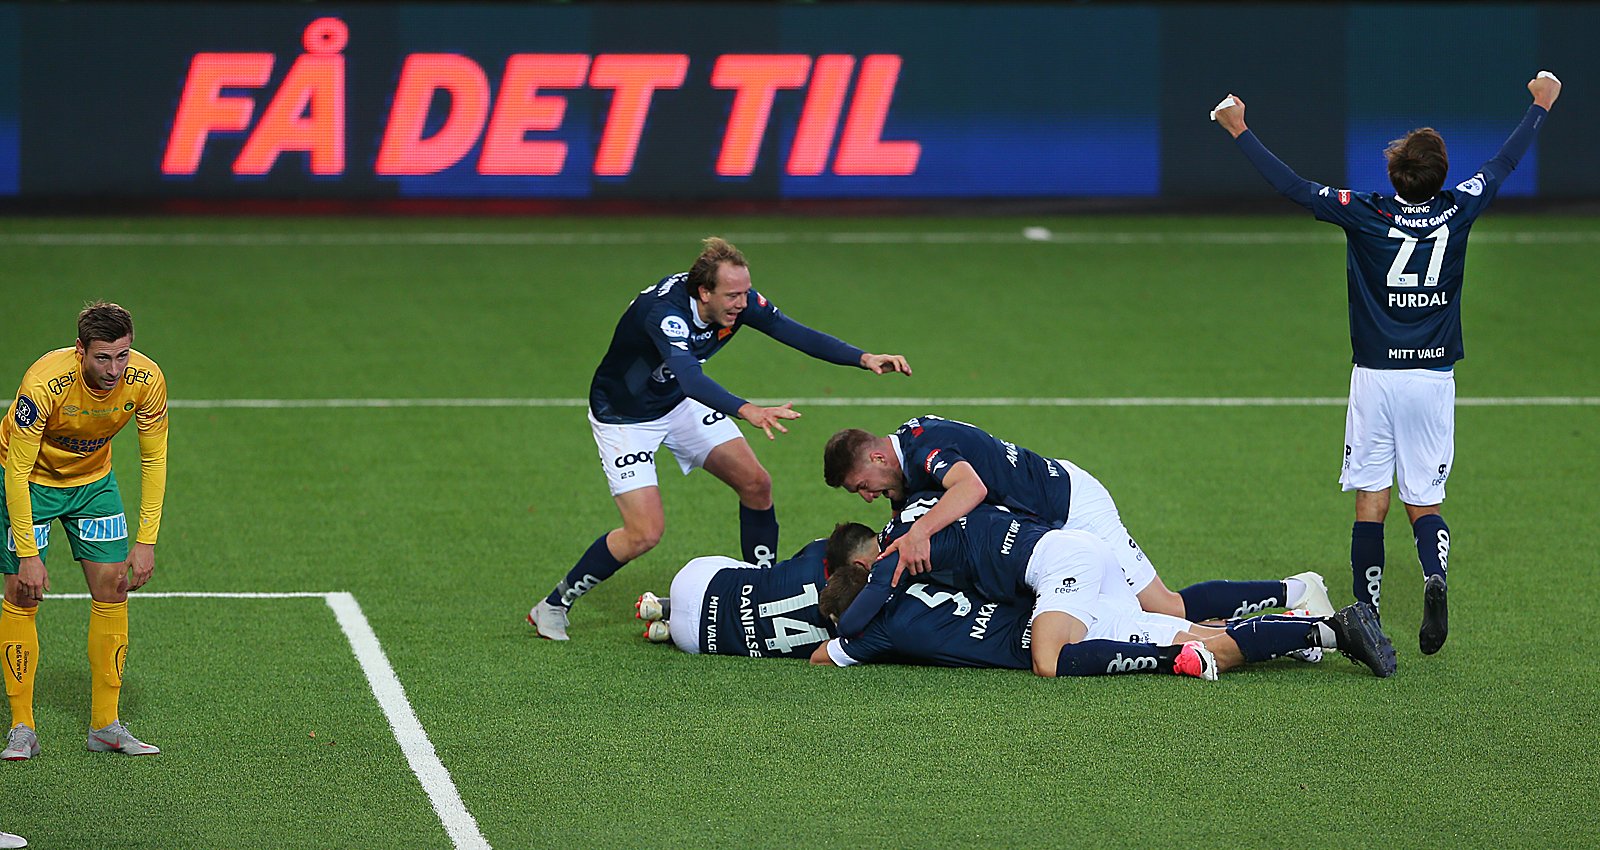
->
[2, 347, 169, 558]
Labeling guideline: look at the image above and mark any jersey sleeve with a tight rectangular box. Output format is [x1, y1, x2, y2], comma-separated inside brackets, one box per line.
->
[738, 289, 865, 368]
[831, 618, 895, 665]
[834, 555, 899, 638]
[134, 363, 170, 545]
[643, 301, 748, 416]
[1234, 130, 1320, 212]
[1452, 104, 1549, 220]
[908, 444, 964, 487]
[4, 377, 54, 558]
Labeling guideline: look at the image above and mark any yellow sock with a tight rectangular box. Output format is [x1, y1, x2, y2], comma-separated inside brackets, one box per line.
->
[1, 599, 40, 730]
[88, 600, 128, 730]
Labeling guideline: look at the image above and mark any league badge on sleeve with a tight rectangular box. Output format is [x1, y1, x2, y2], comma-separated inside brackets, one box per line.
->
[13, 396, 38, 428]
[660, 315, 690, 339]
[1456, 174, 1486, 196]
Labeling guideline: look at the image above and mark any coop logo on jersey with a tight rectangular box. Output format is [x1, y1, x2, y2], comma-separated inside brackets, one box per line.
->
[923, 449, 944, 474]
[1337, 189, 1352, 206]
[77, 515, 129, 543]
[756, 293, 768, 307]
[1456, 174, 1486, 196]
[13, 396, 39, 429]
[660, 316, 690, 339]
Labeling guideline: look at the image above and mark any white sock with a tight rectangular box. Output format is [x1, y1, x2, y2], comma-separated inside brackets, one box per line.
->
[1284, 578, 1307, 607]
[1315, 622, 1338, 648]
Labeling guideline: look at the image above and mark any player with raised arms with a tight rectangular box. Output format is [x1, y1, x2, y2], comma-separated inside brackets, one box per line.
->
[824, 416, 1332, 635]
[1, 302, 168, 761]
[1211, 71, 1562, 654]
[632, 537, 833, 659]
[814, 502, 1395, 679]
[528, 237, 910, 640]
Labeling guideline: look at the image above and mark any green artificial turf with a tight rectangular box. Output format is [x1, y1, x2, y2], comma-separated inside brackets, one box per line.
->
[0, 215, 1595, 847]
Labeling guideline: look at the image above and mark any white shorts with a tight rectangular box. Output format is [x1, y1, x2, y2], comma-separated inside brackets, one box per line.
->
[1341, 366, 1455, 505]
[1083, 610, 1193, 646]
[1024, 529, 1144, 630]
[589, 398, 744, 497]
[1055, 459, 1158, 594]
[667, 555, 754, 654]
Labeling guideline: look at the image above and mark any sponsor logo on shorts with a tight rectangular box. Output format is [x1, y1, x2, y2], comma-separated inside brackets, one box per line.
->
[4, 525, 50, 553]
[701, 411, 728, 426]
[78, 515, 129, 542]
[613, 451, 655, 469]
[1054, 576, 1079, 594]
[660, 316, 690, 339]
[13, 396, 39, 428]
[1431, 463, 1449, 487]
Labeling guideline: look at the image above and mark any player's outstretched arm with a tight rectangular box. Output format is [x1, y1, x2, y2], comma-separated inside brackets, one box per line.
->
[1529, 70, 1561, 111]
[738, 401, 802, 441]
[1212, 92, 1318, 209]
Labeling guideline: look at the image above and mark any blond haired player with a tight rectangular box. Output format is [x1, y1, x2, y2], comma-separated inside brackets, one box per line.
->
[1, 302, 168, 760]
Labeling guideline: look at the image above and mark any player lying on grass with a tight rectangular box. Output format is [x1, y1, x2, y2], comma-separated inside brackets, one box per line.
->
[632, 537, 834, 659]
[812, 518, 1395, 678]
[1211, 72, 1562, 656]
[824, 416, 1333, 637]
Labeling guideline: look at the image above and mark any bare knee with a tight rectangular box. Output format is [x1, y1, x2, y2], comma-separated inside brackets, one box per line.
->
[733, 467, 772, 508]
[611, 522, 664, 561]
[1031, 657, 1058, 678]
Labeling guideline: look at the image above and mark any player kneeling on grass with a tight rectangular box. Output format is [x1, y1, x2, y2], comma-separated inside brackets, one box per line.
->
[634, 538, 834, 659]
[813, 515, 1396, 679]
[1, 302, 167, 761]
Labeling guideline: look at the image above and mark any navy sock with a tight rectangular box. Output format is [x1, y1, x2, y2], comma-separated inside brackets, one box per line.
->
[1412, 514, 1450, 582]
[1179, 580, 1290, 620]
[1056, 640, 1181, 676]
[1351, 521, 1386, 616]
[740, 505, 779, 568]
[1225, 616, 1319, 663]
[546, 534, 625, 608]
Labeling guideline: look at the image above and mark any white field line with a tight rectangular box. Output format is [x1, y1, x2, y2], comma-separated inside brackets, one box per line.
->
[44, 590, 491, 850]
[2, 230, 1600, 247]
[163, 396, 1600, 410]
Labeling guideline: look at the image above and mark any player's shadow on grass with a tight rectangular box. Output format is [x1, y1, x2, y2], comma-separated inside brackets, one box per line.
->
[30, 667, 144, 722]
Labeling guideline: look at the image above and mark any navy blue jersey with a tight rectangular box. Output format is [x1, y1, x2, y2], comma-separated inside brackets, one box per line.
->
[833, 581, 1032, 669]
[699, 538, 835, 658]
[835, 493, 1051, 638]
[589, 272, 865, 424]
[1237, 105, 1548, 370]
[892, 415, 1071, 524]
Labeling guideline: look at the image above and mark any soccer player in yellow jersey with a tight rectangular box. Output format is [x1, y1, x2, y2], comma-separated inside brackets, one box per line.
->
[0, 302, 168, 761]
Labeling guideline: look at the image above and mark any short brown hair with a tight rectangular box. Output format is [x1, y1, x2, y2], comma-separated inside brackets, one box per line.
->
[823, 429, 877, 488]
[77, 301, 134, 346]
[818, 562, 869, 624]
[1385, 128, 1448, 202]
[686, 237, 747, 297]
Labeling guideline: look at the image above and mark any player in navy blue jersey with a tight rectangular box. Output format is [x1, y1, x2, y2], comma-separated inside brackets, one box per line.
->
[1212, 72, 1562, 654]
[813, 517, 1395, 678]
[528, 238, 910, 640]
[824, 416, 1331, 624]
[632, 538, 834, 659]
